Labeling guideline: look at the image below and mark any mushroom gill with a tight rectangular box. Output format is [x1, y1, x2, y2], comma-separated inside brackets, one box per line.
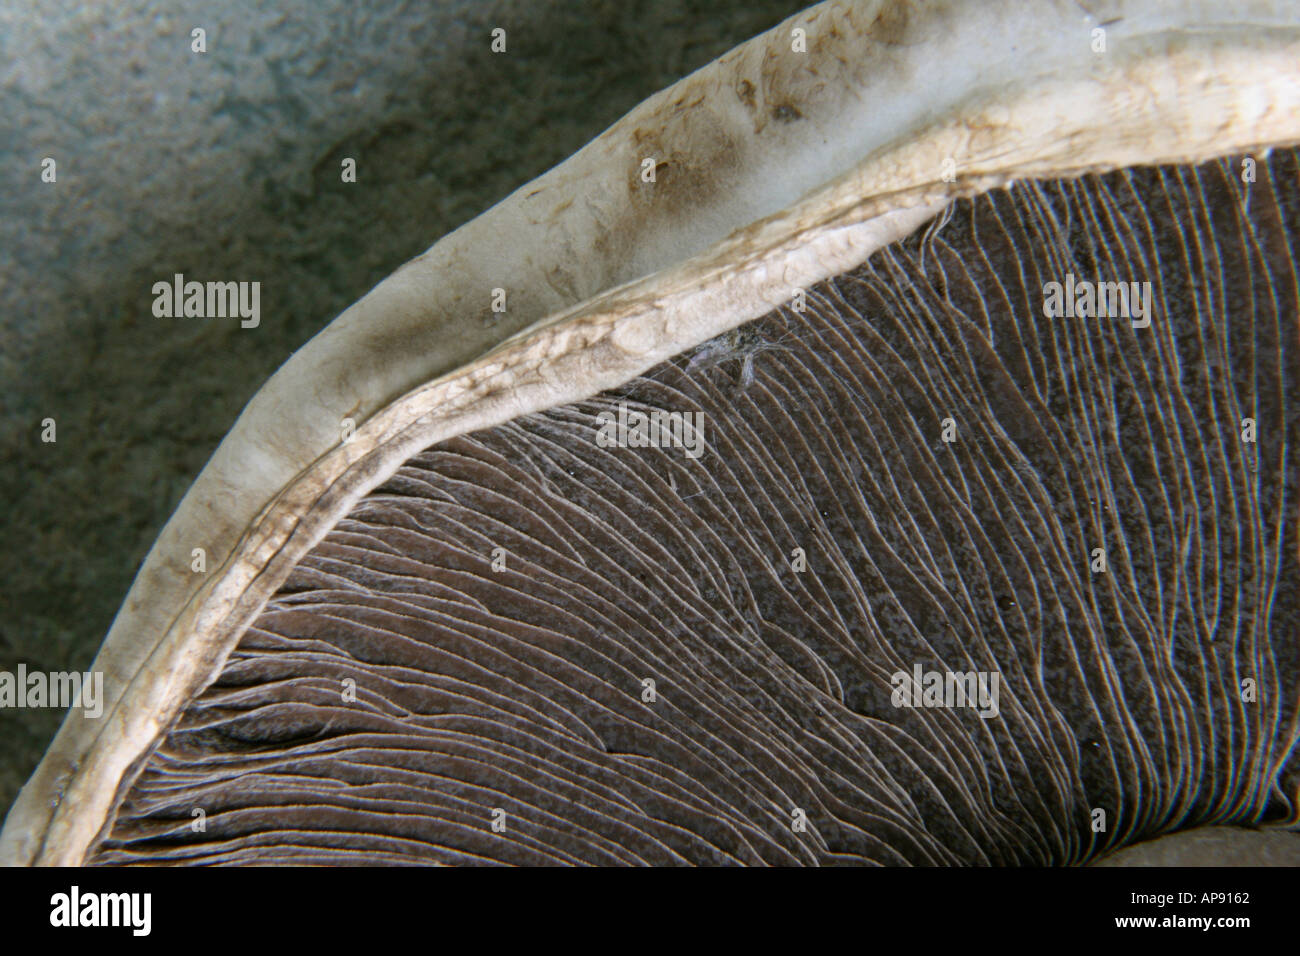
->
[85, 150, 1300, 864]
[4, 0, 1300, 866]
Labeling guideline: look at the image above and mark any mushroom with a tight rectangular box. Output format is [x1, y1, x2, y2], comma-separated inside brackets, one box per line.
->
[4, 0, 1299, 865]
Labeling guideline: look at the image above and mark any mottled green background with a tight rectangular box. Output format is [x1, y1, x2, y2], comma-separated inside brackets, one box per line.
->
[0, 0, 809, 823]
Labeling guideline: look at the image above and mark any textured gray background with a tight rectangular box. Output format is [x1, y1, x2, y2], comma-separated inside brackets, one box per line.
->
[0, 0, 809, 821]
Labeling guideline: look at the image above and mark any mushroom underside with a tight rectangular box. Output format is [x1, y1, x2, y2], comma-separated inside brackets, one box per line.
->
[88, 148, 1299, 866]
